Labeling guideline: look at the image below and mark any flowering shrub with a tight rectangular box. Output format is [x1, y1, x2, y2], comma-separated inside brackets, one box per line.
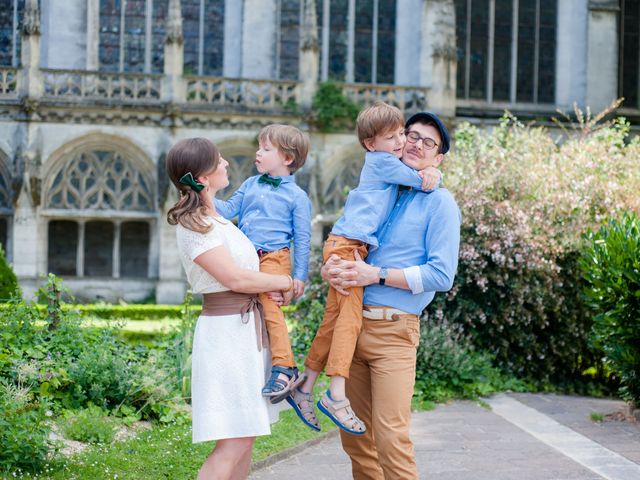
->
[432, 112, 640, 381]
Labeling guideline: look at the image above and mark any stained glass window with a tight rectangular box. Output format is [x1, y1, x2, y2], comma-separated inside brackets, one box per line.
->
[317, 0, 395, 84]
[183, 0, 224, 76]
[278, 0, 300, 79]
[0, 0, 26, 67]
[455, 0, 556, 104]
[620, 0, 639, 108]
[99, 0, 169, 73]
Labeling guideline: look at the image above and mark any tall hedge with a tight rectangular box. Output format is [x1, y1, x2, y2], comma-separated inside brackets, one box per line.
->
[432, 115, 640, 382]
[0, 245, 18, 300]
[580, 212, 640, 406]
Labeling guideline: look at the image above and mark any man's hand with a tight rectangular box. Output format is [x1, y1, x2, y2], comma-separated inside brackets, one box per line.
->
[418, 166, 441, 191]
[293, 279, 305, 299]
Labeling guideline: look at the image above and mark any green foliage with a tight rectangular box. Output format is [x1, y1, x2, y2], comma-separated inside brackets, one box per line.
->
[437, 112, 640, 383]
[415, 314, 527, 402]
[1, 275, 186, 418]
[0, 379, 55, 474]
[0, 302, 191, 320]
[580, 212, 640, 406]
[310, 81, 360, 132]
[0, 244, 19, 300]
[61, 404, 116, 444]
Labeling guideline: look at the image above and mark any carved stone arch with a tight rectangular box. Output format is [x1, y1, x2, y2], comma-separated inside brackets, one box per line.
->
[215, 137, 258, 200]
[318, 143, 364, 214]
[0, 149, 12, 213]
[43, 134, 156, 213]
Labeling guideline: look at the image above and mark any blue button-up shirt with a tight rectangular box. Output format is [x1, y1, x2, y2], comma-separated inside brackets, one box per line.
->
[332, 151, 435, 247]
[215, 175, 312, 281]
[363, 187, 461, 315]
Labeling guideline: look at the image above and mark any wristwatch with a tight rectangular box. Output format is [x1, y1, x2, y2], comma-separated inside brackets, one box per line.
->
[378, 267, 388, 286]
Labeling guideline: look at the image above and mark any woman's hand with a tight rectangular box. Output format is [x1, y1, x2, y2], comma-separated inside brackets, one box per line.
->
[266, 291, 284, 306]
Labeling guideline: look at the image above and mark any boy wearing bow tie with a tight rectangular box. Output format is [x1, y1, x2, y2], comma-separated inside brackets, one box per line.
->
[216, 124, 312, 403]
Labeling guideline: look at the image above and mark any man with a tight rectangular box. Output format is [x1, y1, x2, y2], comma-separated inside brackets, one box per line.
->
[323, 112, 461, 479]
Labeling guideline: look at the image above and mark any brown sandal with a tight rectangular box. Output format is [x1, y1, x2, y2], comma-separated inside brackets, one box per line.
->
[317, 391, 366, 435]
[286, 388, 321, 432]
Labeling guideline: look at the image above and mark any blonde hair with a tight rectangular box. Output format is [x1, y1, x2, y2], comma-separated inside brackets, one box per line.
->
[258, 124, 309, 173]
[166, 138, 219, 233]
[356, 101, 404, 150]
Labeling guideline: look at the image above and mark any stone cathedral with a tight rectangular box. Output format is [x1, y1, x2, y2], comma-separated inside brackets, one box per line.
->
[0, 0, 637, 302]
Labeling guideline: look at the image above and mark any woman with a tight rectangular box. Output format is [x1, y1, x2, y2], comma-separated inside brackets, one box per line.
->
[166, 137, 294, 479]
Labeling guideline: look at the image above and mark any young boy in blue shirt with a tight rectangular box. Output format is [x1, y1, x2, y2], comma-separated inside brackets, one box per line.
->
[290, 102, 441, 435]
[216, 124, 312, 403]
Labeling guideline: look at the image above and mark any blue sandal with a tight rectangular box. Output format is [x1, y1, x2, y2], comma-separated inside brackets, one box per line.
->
[286, 387, 321, 432]
[317, 390, 366, 435]
[262, 366, 305, 404]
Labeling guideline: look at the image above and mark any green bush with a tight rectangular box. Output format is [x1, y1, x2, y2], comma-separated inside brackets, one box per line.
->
[1, 275, 186, 418]
[310, 81, 360, 132]
[0, 302, 190, 320]
[580, 212, 640, 406]
[0, 244, 19, 300]
[0, 379, 55, 474]
[61, 404, 116, 444]
[434, 112, 640, 383]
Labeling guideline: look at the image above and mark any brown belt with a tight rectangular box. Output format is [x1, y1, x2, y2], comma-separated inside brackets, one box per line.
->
[201, 291, 268, 351]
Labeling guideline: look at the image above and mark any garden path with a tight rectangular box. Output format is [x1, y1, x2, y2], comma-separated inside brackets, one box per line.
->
[250, 393, 640, 480]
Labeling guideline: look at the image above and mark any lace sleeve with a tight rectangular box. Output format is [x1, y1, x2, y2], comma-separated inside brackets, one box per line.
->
[178, 225, 224, 261]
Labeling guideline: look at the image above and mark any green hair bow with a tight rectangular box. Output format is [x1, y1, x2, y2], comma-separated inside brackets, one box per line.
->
[178, 172, 205, 193]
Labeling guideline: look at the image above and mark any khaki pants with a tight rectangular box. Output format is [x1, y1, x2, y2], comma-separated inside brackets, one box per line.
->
[340, 308, 420, 480]
[258, 249, 295, 368]
[305, 234, 369, 378]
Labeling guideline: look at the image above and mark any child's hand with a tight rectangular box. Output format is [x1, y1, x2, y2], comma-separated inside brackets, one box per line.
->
[282, 288, 294, 306]
[418, 166, 441, 191]
[293, 279, 305, 299]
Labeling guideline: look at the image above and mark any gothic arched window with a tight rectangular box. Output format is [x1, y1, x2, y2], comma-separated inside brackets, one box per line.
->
[316, 0, 396, 84]
[455, 0, 557, 104]
[44, 144, 156, 279]
[218, 151, 258, 201]
[619, 0, 639, 110]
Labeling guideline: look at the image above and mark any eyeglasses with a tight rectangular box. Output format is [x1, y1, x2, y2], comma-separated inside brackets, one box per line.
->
[405, 130, 438, 150]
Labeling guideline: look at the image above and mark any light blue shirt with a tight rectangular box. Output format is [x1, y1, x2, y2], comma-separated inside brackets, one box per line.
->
[331, 151, 436, 247]
[215, 175, 312, 281]
[363, 187, 461, 315]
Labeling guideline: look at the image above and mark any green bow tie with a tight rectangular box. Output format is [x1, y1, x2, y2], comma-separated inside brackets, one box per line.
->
[258, 174, 282, 188]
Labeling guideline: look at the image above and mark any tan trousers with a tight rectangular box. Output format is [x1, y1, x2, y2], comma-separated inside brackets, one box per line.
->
[258, 249, 295, 368]
[305, 234, 369, 378]
[340, 308, 420, 480]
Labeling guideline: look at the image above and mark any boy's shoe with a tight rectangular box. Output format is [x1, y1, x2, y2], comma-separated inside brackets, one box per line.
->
[286, 387, 321, 432]
[262, 365, 305, 404]
[317, 390, 366, 435]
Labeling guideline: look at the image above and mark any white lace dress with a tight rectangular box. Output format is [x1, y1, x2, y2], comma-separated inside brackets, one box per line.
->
[176, 216, 280, 442]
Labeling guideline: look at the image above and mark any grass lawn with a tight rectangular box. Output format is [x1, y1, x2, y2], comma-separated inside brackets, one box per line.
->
[18, 409, 336, 479]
